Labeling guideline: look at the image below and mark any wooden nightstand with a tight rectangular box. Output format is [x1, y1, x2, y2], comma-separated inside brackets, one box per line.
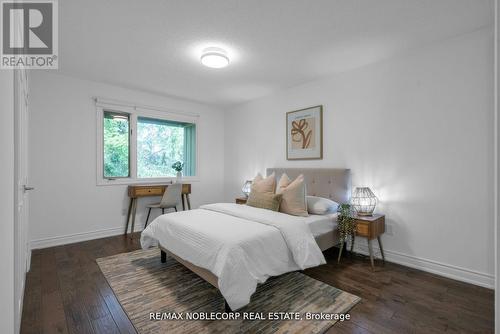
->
[344, 214, 386, 269]
[235, 197, 247, 204]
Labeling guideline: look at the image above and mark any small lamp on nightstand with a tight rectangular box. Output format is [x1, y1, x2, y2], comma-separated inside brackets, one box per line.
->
[351, 187, 377, 216]
[241, 180, 252, 198]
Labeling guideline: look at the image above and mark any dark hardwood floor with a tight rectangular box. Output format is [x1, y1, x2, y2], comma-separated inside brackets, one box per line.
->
[21, 233, 494, 334]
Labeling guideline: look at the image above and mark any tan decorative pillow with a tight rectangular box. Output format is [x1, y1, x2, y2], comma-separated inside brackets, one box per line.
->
[276, 173, 308, 217]
[246, 192, 282, 212]
[251, 172, 276, 193]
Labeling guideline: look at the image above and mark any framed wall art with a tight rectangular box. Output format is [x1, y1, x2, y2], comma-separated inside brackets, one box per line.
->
[286, 105, 323, 160]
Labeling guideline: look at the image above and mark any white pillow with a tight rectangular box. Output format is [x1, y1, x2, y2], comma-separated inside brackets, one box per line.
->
[307, 196, 339, 215]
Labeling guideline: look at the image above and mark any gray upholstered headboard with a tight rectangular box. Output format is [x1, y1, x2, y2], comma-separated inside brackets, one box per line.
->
[266, 168, 351, 204]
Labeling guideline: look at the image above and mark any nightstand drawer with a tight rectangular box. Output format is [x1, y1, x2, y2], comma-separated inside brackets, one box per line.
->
[235, 197, 247, 204]
[356, 223, 369, 237]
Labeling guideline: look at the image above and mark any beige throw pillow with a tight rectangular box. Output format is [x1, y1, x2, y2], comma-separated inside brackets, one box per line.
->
[276, 174, 308, 217]
[246, 192, 282, 212]
[251, 172, 276, 194]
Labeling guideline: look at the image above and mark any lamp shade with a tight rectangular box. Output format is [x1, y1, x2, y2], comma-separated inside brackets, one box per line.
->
[241, 180, 252, 197]
[351, 187, 377, 216]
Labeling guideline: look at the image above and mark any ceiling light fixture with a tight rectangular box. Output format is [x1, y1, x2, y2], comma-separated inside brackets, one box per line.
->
[200, 47, 229, 68]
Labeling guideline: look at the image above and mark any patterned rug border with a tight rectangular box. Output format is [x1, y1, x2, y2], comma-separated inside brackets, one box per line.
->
[97, 248, 361, 334]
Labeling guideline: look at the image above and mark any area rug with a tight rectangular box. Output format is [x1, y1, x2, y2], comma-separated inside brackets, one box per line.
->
[97, 249, 360, 334]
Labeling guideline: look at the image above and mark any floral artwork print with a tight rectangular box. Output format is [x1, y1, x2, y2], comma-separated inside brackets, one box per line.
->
[287, 106, 323, 160]
[291, 118, 315, 149]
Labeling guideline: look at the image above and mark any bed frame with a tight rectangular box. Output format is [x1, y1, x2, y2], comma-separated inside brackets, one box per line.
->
[159, 168, 351, 311]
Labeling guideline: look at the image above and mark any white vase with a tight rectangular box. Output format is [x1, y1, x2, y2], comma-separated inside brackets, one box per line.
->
[176, 171, 182, 183]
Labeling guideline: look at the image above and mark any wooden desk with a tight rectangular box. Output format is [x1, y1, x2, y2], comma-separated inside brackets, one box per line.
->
[125, 183, 191, 235]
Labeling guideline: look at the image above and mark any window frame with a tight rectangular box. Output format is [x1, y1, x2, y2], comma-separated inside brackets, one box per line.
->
[96, 101, 199, 186]
[102, 110, 131, 179]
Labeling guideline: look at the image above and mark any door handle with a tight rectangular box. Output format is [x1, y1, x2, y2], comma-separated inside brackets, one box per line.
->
[23, 185, 34, 191]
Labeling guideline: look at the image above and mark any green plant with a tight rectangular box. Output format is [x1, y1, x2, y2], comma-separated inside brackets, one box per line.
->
[171, 161, 184, 172]
[337, 203, 355, 243]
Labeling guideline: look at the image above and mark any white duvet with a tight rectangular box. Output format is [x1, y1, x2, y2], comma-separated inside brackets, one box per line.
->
[140, 203, 326, 310]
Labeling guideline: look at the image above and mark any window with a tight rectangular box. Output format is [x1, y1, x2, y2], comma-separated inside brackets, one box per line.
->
[103, 111, 130, 178]
[137, 117, 196, 178]
[97, 101, 198, 184]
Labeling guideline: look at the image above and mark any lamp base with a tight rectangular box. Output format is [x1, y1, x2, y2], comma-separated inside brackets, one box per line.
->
[356, 212, 373, 216]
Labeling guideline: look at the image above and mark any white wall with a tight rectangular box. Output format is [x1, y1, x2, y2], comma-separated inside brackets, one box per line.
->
[0, 71, 15, 333]
[29, 72, 225, 248]
[224, 28, 495, 287]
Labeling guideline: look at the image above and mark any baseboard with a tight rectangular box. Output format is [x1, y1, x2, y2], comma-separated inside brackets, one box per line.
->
[30, 227, 495, 289]
[30, 225, 144, 249]
[26, 248, 31, 272]
[352, 243, 495, 289]
[15, 272, 26, 334]
[17, 247, 30, 333]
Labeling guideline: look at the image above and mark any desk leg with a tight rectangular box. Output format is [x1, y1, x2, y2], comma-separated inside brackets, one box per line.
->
[377, 236, 385, 263]
[124, 198, 133, 235]
[181, 194, 186, 211]
[130, 198, 137, 236]
[186, 194, 191, 210]
[367, 239, 375, 270]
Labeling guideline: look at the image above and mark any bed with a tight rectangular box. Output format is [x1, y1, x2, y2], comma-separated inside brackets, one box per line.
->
[140, 168, 351, 311]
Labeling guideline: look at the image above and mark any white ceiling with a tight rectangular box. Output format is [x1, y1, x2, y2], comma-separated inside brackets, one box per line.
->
[58, 0, 493, 107]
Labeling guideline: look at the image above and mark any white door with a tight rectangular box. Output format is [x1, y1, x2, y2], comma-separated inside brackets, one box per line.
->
[14, 68, 30, 333]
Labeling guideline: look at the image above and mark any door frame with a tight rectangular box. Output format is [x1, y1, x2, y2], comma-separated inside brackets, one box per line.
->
[13, 68, 30, 333]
